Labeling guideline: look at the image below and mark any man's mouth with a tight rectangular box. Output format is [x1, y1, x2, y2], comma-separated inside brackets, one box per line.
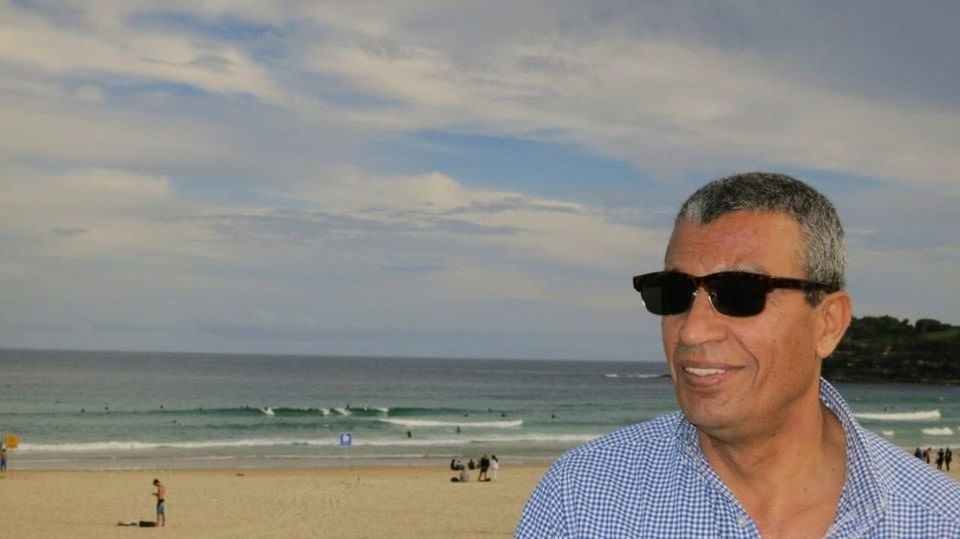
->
[683, 367, 727, 377]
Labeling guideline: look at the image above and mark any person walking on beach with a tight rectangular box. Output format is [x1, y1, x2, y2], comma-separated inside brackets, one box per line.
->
[0, 447, 6, 472]
[491, 454, 499, 482]
[946, 447, 953, 471]
[937, 447, 945, 470]
[152, 479, 166, 527]
[517, 172, 960, 537]
[478, 454, 490, 481]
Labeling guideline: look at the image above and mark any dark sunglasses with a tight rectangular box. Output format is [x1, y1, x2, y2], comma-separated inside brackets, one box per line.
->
[632, 271, 835, 317]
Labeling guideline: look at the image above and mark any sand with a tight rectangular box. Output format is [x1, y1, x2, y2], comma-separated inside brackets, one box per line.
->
[0, 464, 547, 538]
[1, 462, 957, 538]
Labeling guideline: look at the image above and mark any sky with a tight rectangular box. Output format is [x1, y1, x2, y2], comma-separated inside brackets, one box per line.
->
[2, 0, 959, 360]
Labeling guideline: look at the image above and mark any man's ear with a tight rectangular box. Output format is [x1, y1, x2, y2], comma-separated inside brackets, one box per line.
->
[816, 291, 853, 359]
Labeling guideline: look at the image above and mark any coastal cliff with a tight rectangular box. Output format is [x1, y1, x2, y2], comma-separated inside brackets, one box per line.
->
[823, 316, 960, 384]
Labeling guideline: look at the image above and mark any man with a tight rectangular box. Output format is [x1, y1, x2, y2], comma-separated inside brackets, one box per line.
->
[152, 478, 166, 527]
[0, 447, 6, 472]
[517, 172, 960, 537]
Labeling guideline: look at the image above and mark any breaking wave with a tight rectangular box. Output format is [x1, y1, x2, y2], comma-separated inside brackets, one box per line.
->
[854, 410, 940, 421]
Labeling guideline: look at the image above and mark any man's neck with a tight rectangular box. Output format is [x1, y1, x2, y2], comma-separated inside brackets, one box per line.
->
[699, 402, 847, 538]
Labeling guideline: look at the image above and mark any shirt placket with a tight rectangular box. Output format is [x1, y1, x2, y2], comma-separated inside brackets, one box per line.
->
[679, 429, 760, 538]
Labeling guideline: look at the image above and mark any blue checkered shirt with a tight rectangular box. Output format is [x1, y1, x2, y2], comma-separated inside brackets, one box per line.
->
[516, 379, 960, 538]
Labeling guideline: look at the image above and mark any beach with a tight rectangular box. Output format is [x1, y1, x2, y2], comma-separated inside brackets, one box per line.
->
[0, 463, 552, 538]
[0, 463, 548, 538]
[2, 463, 958, 538]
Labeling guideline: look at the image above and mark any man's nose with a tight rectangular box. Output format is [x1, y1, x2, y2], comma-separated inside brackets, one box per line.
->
[677, 287, 725, 345]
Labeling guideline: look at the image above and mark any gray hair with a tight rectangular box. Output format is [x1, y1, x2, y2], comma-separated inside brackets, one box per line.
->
[675, 172, 845, 304]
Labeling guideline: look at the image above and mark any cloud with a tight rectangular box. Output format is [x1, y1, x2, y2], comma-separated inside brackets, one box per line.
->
[305, 32, 960, 189]
[4, 168, 173, 214]
[51, 227, 90, 238]
[0, 2, 287, 102]
[445, 197, 581, 216]
[0, 91, 232, 168]
[5, 1, 959, 190]
[1, 1, 958, 357]
[170, 207, 525, 248]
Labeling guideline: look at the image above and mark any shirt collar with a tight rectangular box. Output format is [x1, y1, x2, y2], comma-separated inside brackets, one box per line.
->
[818, 378, 891, 533]
[671, 378, 891, 532]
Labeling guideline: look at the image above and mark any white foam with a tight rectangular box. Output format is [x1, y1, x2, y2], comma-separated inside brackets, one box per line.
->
[333, 407, 351, 416]
[261, 407, 275, 416]
[17, 432, 596, 452]
[881, 430, 895, 437]
[854, 410, 940, 421]
[379, 418, 522, 428]
[921, 427, 954, 436]
[604, 373, 662, 379]
[351, 433, 597, 447]
[18, 438, 340, 452]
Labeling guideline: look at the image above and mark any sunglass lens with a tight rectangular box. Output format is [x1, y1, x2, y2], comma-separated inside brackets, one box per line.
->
[708, 274, 766, 316]
[639, 272, 695, 315]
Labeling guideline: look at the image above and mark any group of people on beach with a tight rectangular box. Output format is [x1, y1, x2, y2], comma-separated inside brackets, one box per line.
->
[914, 446, 953, 471]
[449, 454, 498, 482]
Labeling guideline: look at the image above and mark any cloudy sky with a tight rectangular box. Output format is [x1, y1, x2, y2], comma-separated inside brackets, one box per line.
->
[2, 1, 958, 360]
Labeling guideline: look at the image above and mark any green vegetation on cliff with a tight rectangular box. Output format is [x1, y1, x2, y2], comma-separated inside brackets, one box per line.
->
[823, 316, 960, 384]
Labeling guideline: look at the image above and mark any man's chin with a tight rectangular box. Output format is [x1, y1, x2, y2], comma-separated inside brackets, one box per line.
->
[678, 399, 737, 433]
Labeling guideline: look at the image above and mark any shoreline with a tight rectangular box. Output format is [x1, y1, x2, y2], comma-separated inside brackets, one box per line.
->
[6, 441, 952, 471]
[1, 453, 559, 471]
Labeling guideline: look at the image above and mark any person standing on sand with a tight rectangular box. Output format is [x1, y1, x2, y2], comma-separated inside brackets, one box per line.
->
[152, 478, 166, 527]
[491, 454, 499, 481]
[478, 454, 490, 481]
[517, 172, 960, 537]
[1, 447, 7, 472]
[946, 447, 953, 471]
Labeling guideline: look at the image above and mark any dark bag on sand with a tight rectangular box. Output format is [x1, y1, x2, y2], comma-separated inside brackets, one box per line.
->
[139, 521, 157, 527]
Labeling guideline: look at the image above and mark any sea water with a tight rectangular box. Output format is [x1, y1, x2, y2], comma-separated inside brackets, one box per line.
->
[1, 349, 957, 469]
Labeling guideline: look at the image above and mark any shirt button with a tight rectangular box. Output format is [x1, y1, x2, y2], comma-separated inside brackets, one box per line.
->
[736, 515, 748, 528]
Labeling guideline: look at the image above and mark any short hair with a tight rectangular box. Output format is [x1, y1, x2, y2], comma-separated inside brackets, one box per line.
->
[153, 479, 160, 484]
[674, 171, 845, 305]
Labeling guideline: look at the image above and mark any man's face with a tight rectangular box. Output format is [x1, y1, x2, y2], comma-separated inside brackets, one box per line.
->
[661, 211, 824, 441]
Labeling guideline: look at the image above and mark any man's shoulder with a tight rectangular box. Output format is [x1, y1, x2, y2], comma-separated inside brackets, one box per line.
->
[517, 412, 700, 536]
[861, 430, 960, 527]
[552, 412, 684, 470]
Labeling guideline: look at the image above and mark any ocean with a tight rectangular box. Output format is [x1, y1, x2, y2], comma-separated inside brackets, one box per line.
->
[1, 349, 958, 470]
